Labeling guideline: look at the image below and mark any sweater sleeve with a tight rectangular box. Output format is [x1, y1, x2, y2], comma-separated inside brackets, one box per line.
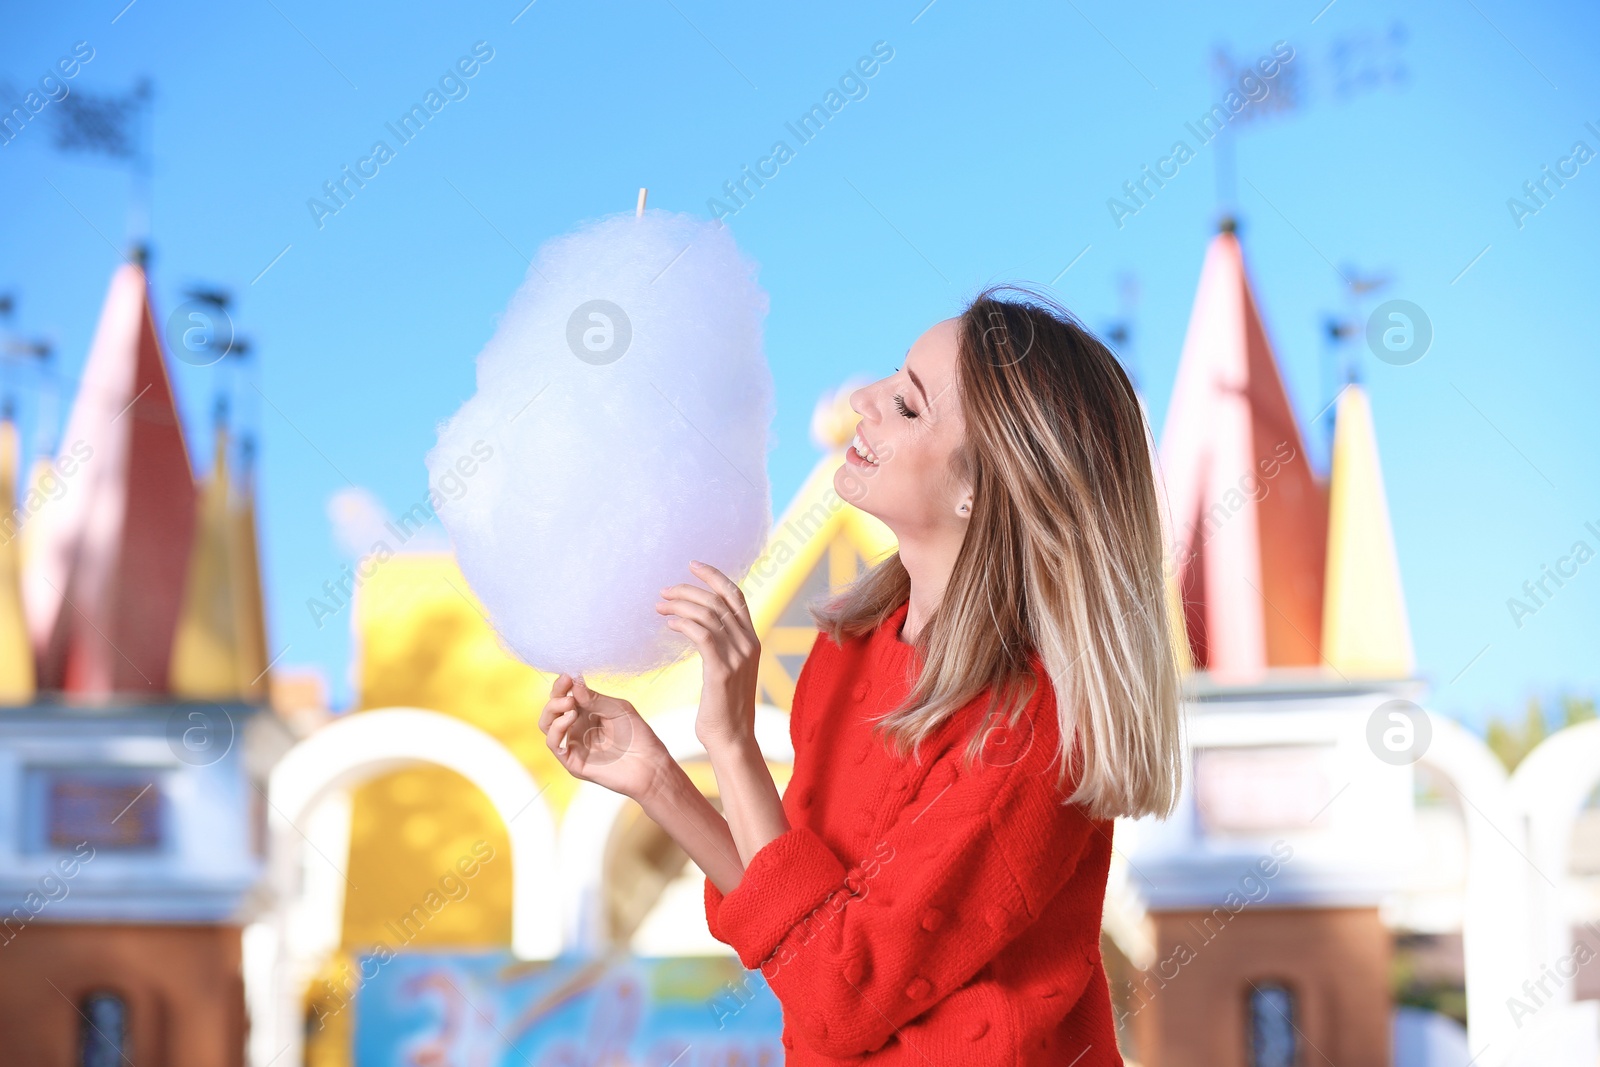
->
[710, 692, 1100, 1059]
[704, 875, 728, 944]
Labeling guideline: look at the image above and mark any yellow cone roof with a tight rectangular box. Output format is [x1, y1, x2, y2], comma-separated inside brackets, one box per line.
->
[170, 421, 271, 701]
[171, 425, 243, 698]
[0, 420, 36, 702]
[231, 442, 270, 699]
[1322, 383, 1414, 677]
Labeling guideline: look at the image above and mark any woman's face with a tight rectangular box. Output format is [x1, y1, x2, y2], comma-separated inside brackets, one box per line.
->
[833, 317, 970, 535]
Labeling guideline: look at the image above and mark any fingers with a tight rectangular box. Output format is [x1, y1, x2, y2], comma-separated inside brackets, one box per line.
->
[666, 614, 715, 649]
[656, 596, 729, 634]
[661, 562, 754, 630]
[660, 562, 760, 671]
[662, 564, 754, 639]
[549, 692, 583, 747]
[689, 560, 754, 628]
[540, 695, 575, 731]
[540, 674, 578, 732]
[547, 707, 578, 755]
[661, 602, 758, 670]
[658, 581, 725, 615]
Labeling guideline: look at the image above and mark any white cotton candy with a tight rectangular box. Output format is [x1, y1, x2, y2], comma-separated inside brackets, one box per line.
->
[425, 209, 775, 676]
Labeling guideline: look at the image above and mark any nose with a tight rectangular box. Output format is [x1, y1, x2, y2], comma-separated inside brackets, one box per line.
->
[848, 375, 885, 420]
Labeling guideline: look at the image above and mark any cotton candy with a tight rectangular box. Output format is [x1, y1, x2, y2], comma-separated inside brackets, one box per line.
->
[426, 209, 775, 676]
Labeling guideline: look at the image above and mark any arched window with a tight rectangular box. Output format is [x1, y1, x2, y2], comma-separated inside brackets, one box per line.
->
[1246, 981, 1297, 1067]
[79, 992, 128, 1067]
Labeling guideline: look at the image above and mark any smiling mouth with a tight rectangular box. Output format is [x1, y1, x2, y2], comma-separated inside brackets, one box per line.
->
[850, 428, 881, 466]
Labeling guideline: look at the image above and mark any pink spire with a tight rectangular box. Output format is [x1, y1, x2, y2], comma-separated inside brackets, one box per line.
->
[24, 260, 197, 697]
[1157, 227, 1327, 681]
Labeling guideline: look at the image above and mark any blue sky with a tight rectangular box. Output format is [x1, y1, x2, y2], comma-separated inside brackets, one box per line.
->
[1, 0, 1596, 725]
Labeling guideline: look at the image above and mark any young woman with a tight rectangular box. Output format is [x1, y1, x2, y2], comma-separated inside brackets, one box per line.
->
[538, 287, 1184, 1065]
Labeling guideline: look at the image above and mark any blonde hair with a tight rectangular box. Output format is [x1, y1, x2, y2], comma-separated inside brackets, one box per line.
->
[812, 286, 1184, 820]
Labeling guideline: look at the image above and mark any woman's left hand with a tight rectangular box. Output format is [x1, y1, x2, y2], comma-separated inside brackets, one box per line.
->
[658, 560, 761, 749]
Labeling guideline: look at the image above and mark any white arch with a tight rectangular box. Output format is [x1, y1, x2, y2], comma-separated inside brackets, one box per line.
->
[1418, 713, 1539, 1066]
[252, 709, 560, 1067]
[1509, 719, 1600, 1011]
[557, 704, 793, 952]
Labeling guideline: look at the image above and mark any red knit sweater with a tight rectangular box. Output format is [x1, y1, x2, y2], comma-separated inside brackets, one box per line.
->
[703, 599, 1122, 1065]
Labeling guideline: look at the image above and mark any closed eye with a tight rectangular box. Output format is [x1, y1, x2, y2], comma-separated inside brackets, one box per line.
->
[893, 394, 919, 419]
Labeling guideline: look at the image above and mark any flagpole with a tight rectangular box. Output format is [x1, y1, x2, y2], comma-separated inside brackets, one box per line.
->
[128, 79, 154, 251]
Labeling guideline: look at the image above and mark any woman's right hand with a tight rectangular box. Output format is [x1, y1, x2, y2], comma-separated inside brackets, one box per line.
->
[538, 673, 670, 801]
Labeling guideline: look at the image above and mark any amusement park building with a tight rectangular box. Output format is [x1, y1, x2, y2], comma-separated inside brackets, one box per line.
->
[1, 226, 1597, 1067]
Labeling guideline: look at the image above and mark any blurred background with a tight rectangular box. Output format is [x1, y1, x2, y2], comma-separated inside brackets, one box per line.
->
[0, 1, 1597, 1065]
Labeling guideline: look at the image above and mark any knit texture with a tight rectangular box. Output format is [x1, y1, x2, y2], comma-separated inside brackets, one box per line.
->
[704, 599, 1123, 1065]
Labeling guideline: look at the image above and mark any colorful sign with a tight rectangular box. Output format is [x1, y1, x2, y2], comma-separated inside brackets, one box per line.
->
[353, 952, 783, 1066]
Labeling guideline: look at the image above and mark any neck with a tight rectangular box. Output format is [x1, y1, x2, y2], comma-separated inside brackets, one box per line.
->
[896, 524, 966, 644]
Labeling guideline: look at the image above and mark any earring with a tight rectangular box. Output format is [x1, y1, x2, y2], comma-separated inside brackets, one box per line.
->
[958, 502, 970, 514]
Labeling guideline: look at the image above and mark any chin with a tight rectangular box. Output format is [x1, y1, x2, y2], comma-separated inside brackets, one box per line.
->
[833, 460, 886, 520]
[831, 461, 854, 499]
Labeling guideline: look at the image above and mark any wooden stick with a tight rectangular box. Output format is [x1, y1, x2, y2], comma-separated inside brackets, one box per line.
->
[636, 188, 648, 217]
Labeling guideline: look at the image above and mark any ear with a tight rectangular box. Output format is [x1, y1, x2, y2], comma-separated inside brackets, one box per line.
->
[949, 442, 975, 519]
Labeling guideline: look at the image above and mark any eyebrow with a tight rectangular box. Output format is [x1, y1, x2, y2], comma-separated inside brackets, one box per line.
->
[904, 361, 930, 406]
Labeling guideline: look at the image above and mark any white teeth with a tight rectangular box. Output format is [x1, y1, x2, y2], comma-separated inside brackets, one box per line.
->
[852, 431, 878, 464]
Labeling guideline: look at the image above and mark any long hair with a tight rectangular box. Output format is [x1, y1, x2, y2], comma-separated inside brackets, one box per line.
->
[811, 285, 1184, 820]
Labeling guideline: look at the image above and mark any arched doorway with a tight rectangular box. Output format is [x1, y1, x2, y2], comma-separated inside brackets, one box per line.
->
[1510, 720, 1600, 1018]
[556, 704, 793, 954]
[1415, 713, 1539, 1065]
[251, 708, 559, 1067]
